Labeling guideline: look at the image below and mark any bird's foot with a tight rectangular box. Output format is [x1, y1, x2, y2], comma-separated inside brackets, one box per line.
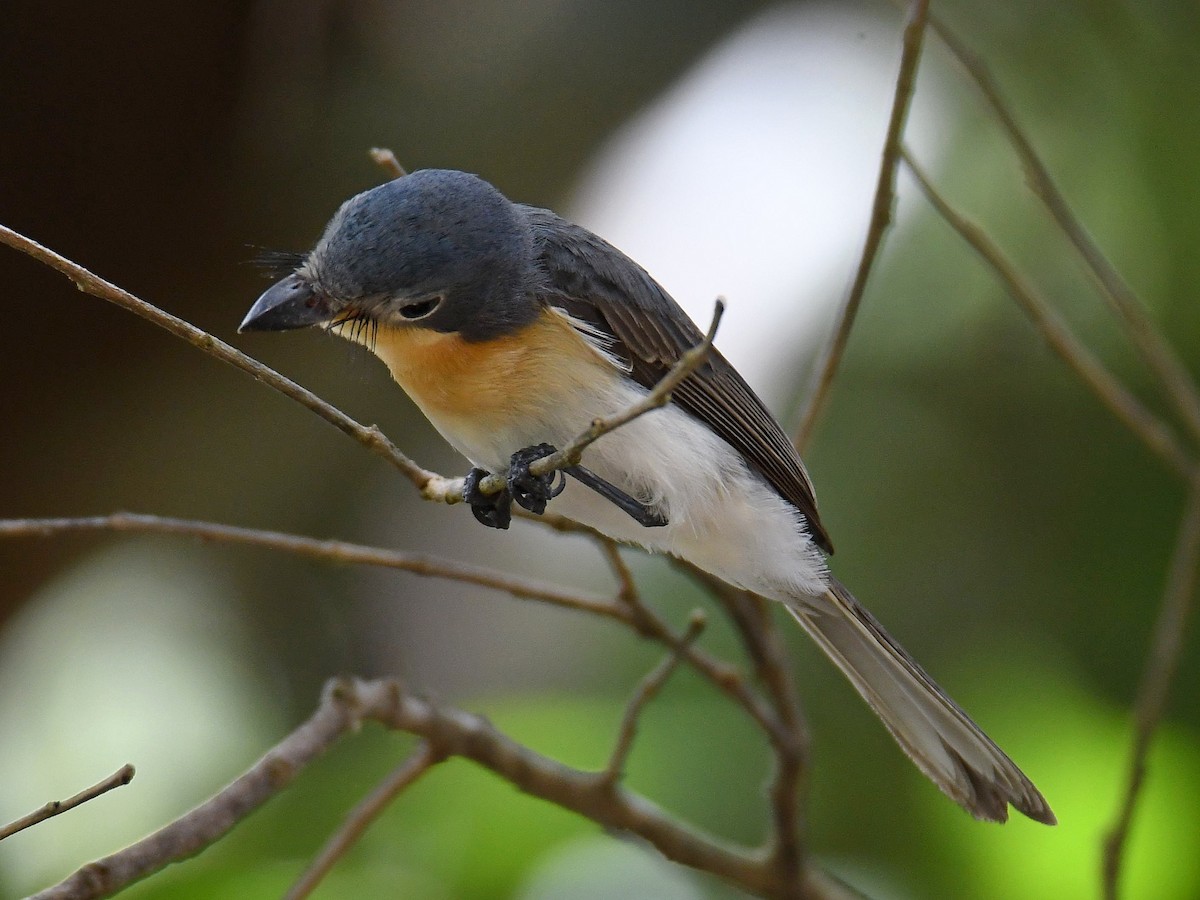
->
[464, 445, 664, 530]
[463, 467, 512, 530]
[507, 443, 567, 515]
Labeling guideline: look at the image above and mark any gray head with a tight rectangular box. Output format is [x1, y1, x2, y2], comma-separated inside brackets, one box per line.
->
[240, 169, 538, 341]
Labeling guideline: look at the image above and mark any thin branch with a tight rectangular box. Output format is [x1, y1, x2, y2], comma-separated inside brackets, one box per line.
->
[284, 742, 442, 900]
[901, 147, 1196, 480]
[1103, 479, 1200, 898]
[675, 563, 809, 877]
[678, 564, 806, 729]
[0, 765, 135, 842]
[927, 15, 1200, 447]
[592, 538, 793, 748]
[550, 298, 724, 469]
[1, 223, 720, 516]
[794, 0, 931, 452]
[628, 613, 787, 750]
[0, 513, 623, 621]
[599, 539, 641, 605]
[31, 678, 827, 900]
[595, 554, 791, 749]
[368, 147, 408, 179]
[470, 297, 727, 498]
[730, 593, 808, 877]
[29, 682, 365, 900]
[601, 612, 706, 784]
[614, 554, 811, 874]
[354, 680, 815, 898]
[0, 511, 787, 753]
[0, 224, 451, 499]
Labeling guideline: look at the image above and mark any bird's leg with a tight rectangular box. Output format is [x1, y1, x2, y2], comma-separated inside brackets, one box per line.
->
[507, 443, 567, 515]
[566, 465, 668, 528]
[463, 467, 513, 530]
[473, 444, 667, 529]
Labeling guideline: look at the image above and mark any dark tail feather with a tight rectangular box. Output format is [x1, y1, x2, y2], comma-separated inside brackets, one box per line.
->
[787, 577, 1055, 824]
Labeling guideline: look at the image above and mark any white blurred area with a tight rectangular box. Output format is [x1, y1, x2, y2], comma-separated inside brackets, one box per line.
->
[517, 834, 703, 899]
[0, 545, 279, 893]
[570, 2, 948, 404]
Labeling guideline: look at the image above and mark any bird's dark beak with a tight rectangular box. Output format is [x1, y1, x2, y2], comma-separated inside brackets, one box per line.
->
[239, 273, 336, 333]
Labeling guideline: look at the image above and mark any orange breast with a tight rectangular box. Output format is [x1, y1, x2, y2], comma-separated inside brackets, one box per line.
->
[367, 309, 614, 431]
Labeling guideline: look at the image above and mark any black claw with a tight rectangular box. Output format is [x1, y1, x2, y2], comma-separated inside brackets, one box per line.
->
[507, 443, 561, 515]
[463, 467, 512, 530]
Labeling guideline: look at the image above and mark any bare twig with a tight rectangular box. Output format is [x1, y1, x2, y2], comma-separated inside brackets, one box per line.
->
[676, 563, 809, 876]
[0, 511, 787, 753]
[284, 742, 442, 900]
[2, 220, 720, 516]
[599, 539, 641, 605]
[468, 297, 727, 499]
[593, 538, 795, 748]
[678, 565, 805, 729]
[31, 679, 829, 900]
[729, 593, 808, 876]
[794, 0, 931, 452]
[0, 224, 450, 499]
[601, 612, 706, 784]
[0, 513, 623, 621]
[340, 680, 822, 898]
[550, 298, 724, 468]
[598, 562, 790, 748]
[927, 15, 1200, 447]
[898, 33, 1200, 886]
[368, 147, 408, 179]
[0, 765, 135, 842]
[1103, 479, 1200, 898]
[901, 147, 1196, 480]
[29, 682, 365, 900]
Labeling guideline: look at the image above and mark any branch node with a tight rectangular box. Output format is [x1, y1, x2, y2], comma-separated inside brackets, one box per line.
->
[265, 756, 296, 788]
[1, 763, 137, 843]
[323, 675, 365, 728]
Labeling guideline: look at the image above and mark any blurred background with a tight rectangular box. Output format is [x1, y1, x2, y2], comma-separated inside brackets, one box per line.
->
[2, 0, 1199, 897]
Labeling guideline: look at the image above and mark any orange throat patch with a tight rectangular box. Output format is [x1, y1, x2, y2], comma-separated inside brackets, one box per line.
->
[347, 308, 619, 432]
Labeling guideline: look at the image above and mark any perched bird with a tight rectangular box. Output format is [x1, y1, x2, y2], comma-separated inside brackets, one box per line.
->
[241, 168, 1054, 824]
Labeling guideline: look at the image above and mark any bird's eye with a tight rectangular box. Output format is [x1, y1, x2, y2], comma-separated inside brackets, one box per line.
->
[398, 296, 442, 320]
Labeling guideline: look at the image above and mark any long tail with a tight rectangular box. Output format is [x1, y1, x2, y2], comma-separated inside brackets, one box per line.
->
[787, 576, 1055, 824]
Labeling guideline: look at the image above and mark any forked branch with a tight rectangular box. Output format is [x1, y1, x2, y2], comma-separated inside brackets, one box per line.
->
[926, 12, 1200, 447]
[284, 742, 443, 900]
[901, 147, 1195, 480]
[31, 679, 839, 900]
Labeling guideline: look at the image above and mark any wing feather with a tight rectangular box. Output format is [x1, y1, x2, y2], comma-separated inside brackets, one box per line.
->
[523, 206, 833, 553]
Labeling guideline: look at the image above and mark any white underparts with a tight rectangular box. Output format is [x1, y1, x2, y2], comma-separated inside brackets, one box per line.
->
[443, 357, 830, 600]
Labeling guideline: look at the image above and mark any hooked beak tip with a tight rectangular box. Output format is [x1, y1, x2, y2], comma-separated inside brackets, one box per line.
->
[239, 273, 333, 333]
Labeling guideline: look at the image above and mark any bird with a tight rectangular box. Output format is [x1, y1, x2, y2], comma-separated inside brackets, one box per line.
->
[240, 167, 1055, 825]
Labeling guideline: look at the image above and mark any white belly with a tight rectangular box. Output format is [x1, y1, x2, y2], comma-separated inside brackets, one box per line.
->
[431, 375, 830, 601]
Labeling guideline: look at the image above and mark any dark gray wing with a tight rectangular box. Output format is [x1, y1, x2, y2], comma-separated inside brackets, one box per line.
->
[522, 206, 833, 553]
